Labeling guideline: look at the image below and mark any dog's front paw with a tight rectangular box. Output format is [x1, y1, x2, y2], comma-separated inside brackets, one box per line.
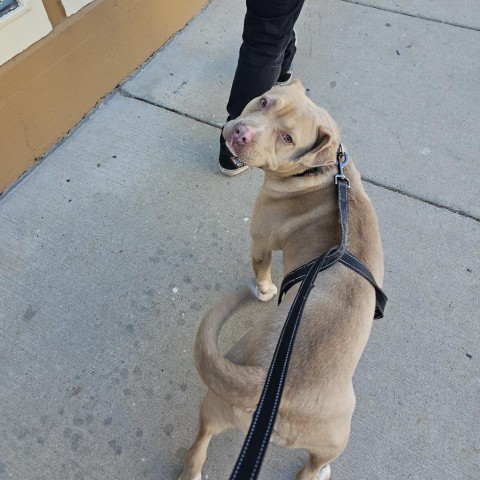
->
[254, 281, 278, 302]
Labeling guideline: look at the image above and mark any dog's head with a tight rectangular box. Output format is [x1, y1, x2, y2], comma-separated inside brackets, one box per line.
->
[223, 80, 340, 175]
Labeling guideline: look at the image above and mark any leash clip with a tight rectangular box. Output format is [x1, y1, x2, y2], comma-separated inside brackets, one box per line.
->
[335, 143, 350, 188]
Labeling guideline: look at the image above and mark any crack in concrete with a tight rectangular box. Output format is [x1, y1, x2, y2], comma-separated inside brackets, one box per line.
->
[339, 0, 480, 32]
[118, 88, 221, 129]
[362, 177, 479, 222]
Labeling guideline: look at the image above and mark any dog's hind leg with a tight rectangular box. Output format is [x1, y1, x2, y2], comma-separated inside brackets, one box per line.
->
[295, 453, 332, 480]
[179, 392, 232, 480]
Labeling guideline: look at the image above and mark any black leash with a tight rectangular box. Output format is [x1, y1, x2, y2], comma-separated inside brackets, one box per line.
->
[229, 145, 387, 480]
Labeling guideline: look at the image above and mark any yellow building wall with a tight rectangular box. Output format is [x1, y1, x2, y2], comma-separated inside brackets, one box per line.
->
[0, 0, 208, 194]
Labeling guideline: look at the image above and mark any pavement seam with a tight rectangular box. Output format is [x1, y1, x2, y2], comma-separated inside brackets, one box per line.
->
[339, 0, 480, 32]
[118, 89, 480, 224]
[118, 88, 222, 129]
[362, 177, 480, 222]
[4, 84, 478, 224]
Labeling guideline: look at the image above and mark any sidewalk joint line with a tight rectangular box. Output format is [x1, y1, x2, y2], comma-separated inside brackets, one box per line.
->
[118, 88, 222, 129]
[363, 177, 480, 222]
[117, 90, 480, 223]
[339, 0, 480, 32]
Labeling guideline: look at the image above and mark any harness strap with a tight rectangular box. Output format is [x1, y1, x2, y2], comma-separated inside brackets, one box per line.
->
[278, 250, 387, 319]
[341, 252, 387, 319]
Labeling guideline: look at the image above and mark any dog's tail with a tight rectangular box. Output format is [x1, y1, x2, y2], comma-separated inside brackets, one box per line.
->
[194, 283, 266, 410]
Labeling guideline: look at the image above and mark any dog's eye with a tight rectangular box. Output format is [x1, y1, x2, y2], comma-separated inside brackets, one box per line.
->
[260, 98, 268, 108]
[282, 133, 294, 144]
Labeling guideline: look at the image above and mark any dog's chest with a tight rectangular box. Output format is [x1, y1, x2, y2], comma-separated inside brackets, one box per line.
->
[251, 192, 305, 248]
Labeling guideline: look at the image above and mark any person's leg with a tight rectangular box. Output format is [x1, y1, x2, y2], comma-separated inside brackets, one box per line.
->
[219, 0, 305, 175]
[277, 28, 297, 84]
[227, 0, 305, 118]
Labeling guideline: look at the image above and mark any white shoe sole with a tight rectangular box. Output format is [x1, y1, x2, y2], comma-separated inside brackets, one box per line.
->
[219, 164, 250, 176]
[276, 73, 293, 86]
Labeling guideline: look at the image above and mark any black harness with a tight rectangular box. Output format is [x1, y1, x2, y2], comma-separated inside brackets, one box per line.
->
[229, 145, 387, 480]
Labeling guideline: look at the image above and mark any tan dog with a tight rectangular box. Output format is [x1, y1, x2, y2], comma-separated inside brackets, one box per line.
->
[179, 80, 384, 480]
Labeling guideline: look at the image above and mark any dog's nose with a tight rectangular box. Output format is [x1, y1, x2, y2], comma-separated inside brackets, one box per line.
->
[231, 124, 254, 146]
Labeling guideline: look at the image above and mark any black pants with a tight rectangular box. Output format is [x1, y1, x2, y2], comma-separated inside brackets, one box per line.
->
[226, 0, 306, 118]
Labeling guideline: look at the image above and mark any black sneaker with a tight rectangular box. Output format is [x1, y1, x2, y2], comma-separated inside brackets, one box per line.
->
[219, 119, 249, 176]
[276, 70, 293, 86]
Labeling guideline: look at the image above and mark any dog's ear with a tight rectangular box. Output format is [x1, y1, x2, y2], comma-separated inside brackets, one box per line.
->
[289, 79, 305, 92]
[296, 125, 337, 168]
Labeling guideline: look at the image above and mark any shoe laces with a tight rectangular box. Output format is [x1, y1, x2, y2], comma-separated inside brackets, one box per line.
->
[231, 156, 245, 168]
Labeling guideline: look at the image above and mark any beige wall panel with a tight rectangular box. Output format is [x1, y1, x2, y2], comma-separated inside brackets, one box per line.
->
[61, 0, 94, 16]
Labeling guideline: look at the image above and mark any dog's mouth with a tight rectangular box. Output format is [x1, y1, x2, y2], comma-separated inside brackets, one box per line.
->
[223, 127, 246, 161]
[224, 138, 239, 158]
[225, 141, 256, 168]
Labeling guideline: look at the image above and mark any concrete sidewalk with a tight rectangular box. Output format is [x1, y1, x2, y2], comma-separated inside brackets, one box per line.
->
[0, 1, 479, 479]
